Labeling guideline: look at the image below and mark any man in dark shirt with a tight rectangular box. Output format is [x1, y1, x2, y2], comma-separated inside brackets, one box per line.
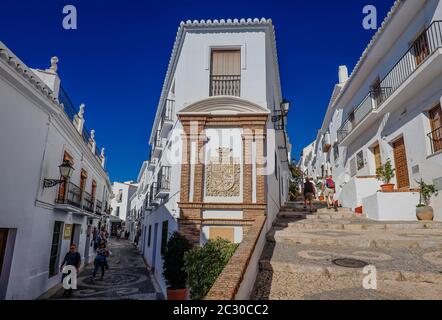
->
[60, 243, 81, 297]
[303, 177, 316, 212]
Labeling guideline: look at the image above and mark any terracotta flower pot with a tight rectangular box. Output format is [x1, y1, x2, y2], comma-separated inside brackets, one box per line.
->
[380, 184, 395, 192]
[416, 206, 434, 221]
[167, 288, 187, 300]
[318, 196, 325, 201]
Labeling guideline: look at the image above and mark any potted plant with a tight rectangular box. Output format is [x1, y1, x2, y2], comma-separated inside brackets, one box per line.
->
[162, 231, 193, 300]
[416, 179, 438, 221]
[376, 159, 396, 192]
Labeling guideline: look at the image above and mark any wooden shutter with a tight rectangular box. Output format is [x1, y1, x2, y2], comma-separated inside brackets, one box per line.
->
[211, 50, 240, 76]
[393, 137, 410, 189]
[91, 180, 97, 199]
[413, 30, 430, 66]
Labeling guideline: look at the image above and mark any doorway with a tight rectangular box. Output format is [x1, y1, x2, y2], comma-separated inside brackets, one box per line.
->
[151, 223, 159, 272]
[393, 137, 410, 190]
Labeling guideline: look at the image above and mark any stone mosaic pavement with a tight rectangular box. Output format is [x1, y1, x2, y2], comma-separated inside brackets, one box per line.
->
[47, 239, 163, 300]
[252, 200, 442, 300]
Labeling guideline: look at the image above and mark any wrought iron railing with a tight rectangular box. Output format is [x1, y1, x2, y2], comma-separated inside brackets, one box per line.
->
[338, 87, 392, 142]
[96, 200, 103, 214]
[338, 21, 442, 144]
[56, 182, 82, 208]
[156, 167, 171, 195]
[149, 182, 157, 204]
[210, 75, 241, 97]
[154, 134, 163, 149]
[83, 191, 95, 213]
[162, 99, 174, 122]
[428, 126, 442, 154]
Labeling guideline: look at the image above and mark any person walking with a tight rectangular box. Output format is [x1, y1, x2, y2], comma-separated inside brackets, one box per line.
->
[92, 241, 109, 281]
[60, 244, 81, 298]
[324, 175, 338, 211]
[116, 228, 121, 241]
[303, 177, 316, 213]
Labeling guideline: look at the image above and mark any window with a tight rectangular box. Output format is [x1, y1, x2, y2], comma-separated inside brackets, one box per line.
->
[58, 152, 74, 202]
[350, 158, 357, 177]
[356, 151, 365, 170]
[91, 180, 97, 200]
[115, 207, 120, 217]
[48, 221, 63, 277]
[429, 104, 442, 153]
[148, 225, 152, 248]
[160, 220, 169, 255]
[413, 29, 430, 66]
[210, 49, 241, 96]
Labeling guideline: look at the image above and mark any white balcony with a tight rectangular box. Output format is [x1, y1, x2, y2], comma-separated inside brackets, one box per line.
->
[338, 21, 442, 147]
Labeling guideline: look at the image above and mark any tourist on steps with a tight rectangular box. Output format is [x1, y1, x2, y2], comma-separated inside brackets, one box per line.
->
[324, 175, 338, 212]
[303, 177, 316, 213]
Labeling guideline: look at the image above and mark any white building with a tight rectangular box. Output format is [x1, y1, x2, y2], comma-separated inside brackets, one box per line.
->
[132, 18, 292, 296]
[0, 42, 112, 299]
[110, 181, 138, 223]
[299, 0, 442, 221]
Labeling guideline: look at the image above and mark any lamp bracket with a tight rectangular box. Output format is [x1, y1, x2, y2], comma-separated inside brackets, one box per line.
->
[43, 179, 64, 188]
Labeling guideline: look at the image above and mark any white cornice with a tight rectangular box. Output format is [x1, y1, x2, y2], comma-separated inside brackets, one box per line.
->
[0, 41, 110, 185]
[148, 18, 282, 143]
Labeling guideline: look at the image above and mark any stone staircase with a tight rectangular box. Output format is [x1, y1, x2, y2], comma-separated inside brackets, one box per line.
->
[251, 199, 442, 300]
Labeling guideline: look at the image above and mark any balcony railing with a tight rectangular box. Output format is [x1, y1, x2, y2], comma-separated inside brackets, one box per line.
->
[156, 167, 171, 198]
[162, 99, 174, 122]
[56, 182, 82, 208]
[83, 191, 95, 213]
[428, 126, 442, 154]
[338, 21, 442, 144]
[96, 200, 103, 214]
[149, 182, 158, 205]
[338, 87, 392, 142]
[210, 75, 241, 97]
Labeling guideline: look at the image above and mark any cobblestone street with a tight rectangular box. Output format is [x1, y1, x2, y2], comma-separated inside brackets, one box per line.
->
[47, 239, 163, 300]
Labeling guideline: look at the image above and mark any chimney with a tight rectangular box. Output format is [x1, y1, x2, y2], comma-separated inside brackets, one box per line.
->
[338, 65, 349, 84]
[31, 56, 61, 97]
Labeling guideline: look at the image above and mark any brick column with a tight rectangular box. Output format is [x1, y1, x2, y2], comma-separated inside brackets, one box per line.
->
[242, 128, 254, 204]
[255, 128, 266, 204]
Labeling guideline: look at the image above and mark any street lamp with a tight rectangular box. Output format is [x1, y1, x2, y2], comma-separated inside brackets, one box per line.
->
[281, 99, 291, 115]
[43, 160, 74, 188]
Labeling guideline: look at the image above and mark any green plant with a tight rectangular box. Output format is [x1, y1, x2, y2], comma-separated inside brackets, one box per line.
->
[376, 159, 395, 184]
[417, 179, 438, 207]
[162, 232, 193, 290]
[184, 238, 238, 300]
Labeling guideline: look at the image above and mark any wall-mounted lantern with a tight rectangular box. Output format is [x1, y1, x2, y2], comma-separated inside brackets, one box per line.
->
[43, 160, 74, 188]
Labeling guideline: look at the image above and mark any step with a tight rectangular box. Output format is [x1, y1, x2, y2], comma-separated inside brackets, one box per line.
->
[267, 228, 442, 249]
[259, 260, 442, 284]
[306, 213, 356, 220]
[283, 220, 442, 231]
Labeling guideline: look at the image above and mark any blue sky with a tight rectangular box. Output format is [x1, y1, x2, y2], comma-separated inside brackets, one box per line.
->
[0, 0, 394, 182]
